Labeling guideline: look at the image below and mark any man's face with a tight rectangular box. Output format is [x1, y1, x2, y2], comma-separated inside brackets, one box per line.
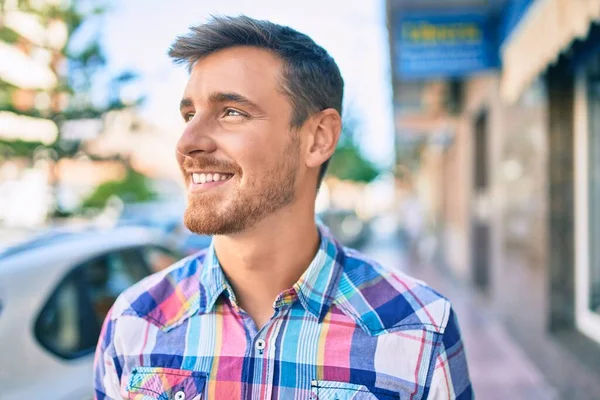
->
[176, 46, 302, 235]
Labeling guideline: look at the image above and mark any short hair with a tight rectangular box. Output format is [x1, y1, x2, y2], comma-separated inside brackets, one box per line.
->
[168, 15, 344, 188]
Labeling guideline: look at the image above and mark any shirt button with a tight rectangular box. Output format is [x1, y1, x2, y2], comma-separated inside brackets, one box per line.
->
[174, 391, 186, 400]
[255, 339, 266, 351]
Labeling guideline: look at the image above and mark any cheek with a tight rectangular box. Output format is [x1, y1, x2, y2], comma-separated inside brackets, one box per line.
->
[241, 152, 277, 180]
[228, 132, 285, 170]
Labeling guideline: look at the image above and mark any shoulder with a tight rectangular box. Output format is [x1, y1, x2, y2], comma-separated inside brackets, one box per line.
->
[334, 247, 453, 336]
[108, 250, 208, 329]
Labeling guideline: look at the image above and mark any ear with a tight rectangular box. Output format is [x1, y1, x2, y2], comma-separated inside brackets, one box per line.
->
[305, 108, 342, 169]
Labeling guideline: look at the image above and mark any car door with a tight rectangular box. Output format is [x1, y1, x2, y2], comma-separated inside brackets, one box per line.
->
[31, 247, 151, 399]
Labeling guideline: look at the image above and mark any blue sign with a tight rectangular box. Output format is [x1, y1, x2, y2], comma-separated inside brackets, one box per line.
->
[395, 11, 499, 79]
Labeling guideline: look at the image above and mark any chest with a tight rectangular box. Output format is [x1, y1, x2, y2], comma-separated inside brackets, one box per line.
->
[119, 304, 439, 399]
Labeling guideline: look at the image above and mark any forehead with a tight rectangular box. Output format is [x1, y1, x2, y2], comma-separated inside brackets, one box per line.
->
[184, 46, 285, 101]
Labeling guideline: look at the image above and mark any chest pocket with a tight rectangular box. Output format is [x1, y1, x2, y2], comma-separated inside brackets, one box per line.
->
[127, 367, 207, 400]
[311, 381, 401, 400]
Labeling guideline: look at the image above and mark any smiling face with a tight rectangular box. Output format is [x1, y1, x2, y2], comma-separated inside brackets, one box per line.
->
[176, 46, 303, 235]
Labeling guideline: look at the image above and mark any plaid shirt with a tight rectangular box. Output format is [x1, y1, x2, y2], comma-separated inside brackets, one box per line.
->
[94, 226, 472, 399]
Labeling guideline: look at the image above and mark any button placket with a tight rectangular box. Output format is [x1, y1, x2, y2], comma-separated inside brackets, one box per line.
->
[261, 313, 285, 400]
[174, 390, 186, 400]
[255, 338, 266, 354]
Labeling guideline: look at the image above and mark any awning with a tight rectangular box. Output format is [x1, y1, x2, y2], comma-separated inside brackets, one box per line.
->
[501, 0, 600, 103]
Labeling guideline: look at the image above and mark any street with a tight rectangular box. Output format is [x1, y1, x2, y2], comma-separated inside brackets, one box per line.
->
[358, 226, 560, 400]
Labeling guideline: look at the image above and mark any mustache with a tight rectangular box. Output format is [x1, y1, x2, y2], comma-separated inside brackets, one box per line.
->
[180, 154, 241, 174]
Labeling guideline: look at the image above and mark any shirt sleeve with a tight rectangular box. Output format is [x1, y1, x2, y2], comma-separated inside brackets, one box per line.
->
[429, 307, 474, 399]
[93, 309, 123, 400]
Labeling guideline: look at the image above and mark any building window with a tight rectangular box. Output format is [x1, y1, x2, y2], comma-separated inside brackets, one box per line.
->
[575, 60, 600, 344]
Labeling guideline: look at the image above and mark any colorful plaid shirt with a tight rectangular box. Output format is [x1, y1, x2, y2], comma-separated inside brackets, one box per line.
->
[93, 227, 472, 399]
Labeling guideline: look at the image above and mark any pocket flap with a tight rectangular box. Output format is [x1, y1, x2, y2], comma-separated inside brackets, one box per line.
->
[311, 380, 400, 400]
[127, 367, 206, 400]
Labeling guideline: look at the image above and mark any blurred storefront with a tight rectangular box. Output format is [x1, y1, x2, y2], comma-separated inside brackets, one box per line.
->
[388, 0, 600, 397]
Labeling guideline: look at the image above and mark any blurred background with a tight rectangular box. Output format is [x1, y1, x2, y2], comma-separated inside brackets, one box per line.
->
[1, 0, 600, 398]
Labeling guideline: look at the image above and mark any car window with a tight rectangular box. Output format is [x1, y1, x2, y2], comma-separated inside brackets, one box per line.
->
[35, 247, 150, 359]
[86, 248, 148, 327]
[35, 267, 98, 359]
[141, 246, 180, 272]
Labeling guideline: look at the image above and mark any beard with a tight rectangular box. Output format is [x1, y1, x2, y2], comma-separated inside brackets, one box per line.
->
[182, 136, 300, 235]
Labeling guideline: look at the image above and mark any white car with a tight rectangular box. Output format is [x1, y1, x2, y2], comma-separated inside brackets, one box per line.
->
[0, 226, 183, 399]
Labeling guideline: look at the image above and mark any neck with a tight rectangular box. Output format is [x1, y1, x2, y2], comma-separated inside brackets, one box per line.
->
[213, 200, 320, 329]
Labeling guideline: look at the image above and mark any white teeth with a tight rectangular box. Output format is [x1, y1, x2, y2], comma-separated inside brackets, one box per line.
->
[192, 172, 233, 184]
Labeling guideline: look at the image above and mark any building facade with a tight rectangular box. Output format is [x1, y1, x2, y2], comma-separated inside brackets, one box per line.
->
[388, 0, 600, 398]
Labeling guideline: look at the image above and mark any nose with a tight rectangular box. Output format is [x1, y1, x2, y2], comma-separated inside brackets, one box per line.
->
[176, 117, 218, 158]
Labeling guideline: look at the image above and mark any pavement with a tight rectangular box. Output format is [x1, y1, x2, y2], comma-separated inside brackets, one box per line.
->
[358, 225, 560, 400]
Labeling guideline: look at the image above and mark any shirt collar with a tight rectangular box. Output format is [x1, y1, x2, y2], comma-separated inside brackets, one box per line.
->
[197, 240, 236, 314]
[291, 225, 345, 321]
[198, 224, 345, 321]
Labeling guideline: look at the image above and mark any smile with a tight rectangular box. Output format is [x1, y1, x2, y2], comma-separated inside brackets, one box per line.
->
[191, 172, 234, 184]
[189, 172, 234, 192]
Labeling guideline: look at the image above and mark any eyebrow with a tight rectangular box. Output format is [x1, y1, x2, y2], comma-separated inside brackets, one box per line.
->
[179, 92, 263, 113]
[179, 98, 193, 111]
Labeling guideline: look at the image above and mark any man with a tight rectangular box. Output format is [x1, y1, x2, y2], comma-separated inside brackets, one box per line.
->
[94, 15, 472, 399]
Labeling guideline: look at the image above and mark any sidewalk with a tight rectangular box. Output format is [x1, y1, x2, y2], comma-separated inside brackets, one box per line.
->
[358, 227, 560, 400]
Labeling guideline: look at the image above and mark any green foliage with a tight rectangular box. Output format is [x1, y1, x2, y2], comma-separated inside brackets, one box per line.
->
[1, 103, 45, 118]
[0, 138, 84, 161]
[1, 0, 143, 181]
[327, 142, 380, 183]
[326, 115, 380, 183]
[57, 6, 85, 35]
[28, 0, 134, 117]
[0, 139, 44, 160]
[107, 70, 145, 109]
[36, 1, 109, 37]
[58, 108, 105, 119]
[0, 26, 20, 43]
[67, 40, 107, 70]
[0, 81, 15, 110]
[82, 169, 157, 209]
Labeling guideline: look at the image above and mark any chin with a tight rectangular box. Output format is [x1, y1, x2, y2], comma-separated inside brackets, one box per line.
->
[183, 205, 247, 236]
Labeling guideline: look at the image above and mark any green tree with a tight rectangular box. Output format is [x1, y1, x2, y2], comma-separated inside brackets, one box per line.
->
[82, 168, 157, 209]
[327, 115, 380, 183]
[1, 1, 150, 216]
[1, 1, 144, 153]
